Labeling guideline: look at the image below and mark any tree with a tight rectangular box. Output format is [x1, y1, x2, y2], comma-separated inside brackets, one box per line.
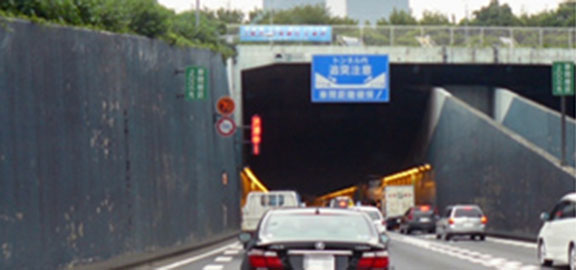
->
[419, 11, 451, 25]
[247, 5, 356, 25]
[215, 8, 244, 24]
[518, 0, 574, 27]
[376, 17, 389, 25]
[388, 9, 417, 25]
[127, 0, 172, 38]
[469, 0, 520, 26]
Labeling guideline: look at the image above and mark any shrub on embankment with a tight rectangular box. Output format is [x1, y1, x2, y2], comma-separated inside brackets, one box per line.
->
[0, 0, 235, 57]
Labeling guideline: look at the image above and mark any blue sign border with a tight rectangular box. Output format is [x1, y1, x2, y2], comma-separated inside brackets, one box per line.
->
[240, 25, 332, 43]
[311, 54, 390, 103]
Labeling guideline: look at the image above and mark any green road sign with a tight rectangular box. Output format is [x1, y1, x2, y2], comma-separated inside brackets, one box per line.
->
[552, 62, 575, 96]
[186, 66, 208, 100]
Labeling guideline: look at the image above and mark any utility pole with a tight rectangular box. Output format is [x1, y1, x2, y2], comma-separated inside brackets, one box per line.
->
[195, 0, 200, 28]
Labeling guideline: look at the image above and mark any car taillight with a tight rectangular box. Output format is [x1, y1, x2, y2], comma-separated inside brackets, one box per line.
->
[481, 216, 487, 224]
[448, 218, 454, 225]
[248, 250, 284, 269]
[357, 251, 389, 270]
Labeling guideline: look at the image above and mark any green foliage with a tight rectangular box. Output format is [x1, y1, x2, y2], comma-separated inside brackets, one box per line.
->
[519, 1, 575, 27]
[388, 10, 417, 25]
[0, 0, 236, 57]
[468, 0, 520, 26]
[215, 8, 244, 24]
[127, 0, 172, 38]
[419, 11, 450, 25]
[247, 5, 357, 25]
[376, 17, 389, 26]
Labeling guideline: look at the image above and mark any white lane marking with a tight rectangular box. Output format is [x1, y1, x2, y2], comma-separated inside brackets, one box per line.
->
[390, 233, 539, 270]
[223, 249, 240, 255]
[202, 265, 223, 270]
[519, 266, 539, 270]
[214, 256, 233, 262]
[486, 238, 537, 249]
[155, 242, 238, 270]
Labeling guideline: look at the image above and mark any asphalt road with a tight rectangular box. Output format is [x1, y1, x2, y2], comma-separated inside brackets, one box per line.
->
[134, 232, 570, 270]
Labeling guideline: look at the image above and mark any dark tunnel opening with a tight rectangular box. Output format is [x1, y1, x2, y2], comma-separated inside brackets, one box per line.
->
[242, 63, 574, 198]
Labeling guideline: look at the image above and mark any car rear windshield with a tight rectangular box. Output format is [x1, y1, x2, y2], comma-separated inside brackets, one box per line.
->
[261, 213, 375, 242]
[363, 210, 382, 221]
[454, 208, 483, 218]
[413, 208, 434, 217]
[261, 194, 285, 207]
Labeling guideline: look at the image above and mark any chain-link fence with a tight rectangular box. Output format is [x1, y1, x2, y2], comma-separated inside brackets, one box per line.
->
[226, 25, 576, 48]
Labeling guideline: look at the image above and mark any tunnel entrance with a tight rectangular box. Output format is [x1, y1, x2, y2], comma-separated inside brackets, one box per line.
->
[242, 63, 571, 199]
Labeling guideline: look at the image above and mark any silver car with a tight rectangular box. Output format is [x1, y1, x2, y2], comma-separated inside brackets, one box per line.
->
[435, 205, 487, 241]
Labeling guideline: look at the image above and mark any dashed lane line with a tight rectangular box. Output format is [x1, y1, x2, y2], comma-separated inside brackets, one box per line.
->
[420, 234, 536, 249]
[485, 238, 536, 249]
[202, 265, 223, 270]
[155, 242, 239, 270]
[391, 234, 539, 270]
[223, 250, 240, 255]
[214, 256, 233, 262]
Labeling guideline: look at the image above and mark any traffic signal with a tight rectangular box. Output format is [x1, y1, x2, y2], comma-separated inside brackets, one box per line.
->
[251, 115, 262, 155]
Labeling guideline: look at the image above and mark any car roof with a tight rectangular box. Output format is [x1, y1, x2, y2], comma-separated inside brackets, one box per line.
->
[354, 206, 380, 212]
[266, 207, 365, 216]
[562, 192, 576, 202]
[446, 204, 482, 209]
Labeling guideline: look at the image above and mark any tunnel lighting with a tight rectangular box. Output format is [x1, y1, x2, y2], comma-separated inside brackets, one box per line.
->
[251, 115, 262, 155]
[243, 167, 268, 192]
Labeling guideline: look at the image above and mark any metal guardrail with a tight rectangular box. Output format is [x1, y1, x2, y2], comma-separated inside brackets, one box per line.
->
[226, 25, 576, 48]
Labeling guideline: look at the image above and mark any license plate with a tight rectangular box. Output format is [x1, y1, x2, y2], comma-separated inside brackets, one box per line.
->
[464, 223, 473, 227]
[304, 254, 335, 270]
[420, 217, 430, 222]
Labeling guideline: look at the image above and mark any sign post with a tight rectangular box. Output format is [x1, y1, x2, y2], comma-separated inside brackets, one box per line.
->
[186, 66, 208, 100]
[311, 54, 390, 103]
[552, 61, 575, 166]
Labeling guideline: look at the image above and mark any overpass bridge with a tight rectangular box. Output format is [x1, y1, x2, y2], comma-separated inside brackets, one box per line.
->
[0, 20, 575, 269]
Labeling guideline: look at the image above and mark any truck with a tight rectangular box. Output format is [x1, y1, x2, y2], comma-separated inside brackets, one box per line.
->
[384, 185, 415, 221]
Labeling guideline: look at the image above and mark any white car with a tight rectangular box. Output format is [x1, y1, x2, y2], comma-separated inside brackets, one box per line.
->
[537, 192, 576, 270]
[241, 191, 300, 232]
[354, 206, 387, 234]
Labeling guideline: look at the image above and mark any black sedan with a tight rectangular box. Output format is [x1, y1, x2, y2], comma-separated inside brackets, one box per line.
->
[239, 208, 389, 270]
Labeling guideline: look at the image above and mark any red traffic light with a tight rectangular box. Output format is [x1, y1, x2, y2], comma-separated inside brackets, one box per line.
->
[251, 115, 262, 155]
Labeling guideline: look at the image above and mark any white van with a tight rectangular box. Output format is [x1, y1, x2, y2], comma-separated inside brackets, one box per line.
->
[537, 192, 576, 269]
[241, 191, 300, 232]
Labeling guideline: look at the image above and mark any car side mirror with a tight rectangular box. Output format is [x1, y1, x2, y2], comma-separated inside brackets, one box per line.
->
[238, 232, 252, 244]
[540, 212, 550, 221]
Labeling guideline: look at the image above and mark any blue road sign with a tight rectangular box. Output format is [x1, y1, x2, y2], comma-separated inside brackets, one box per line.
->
[240, 25, 332, 43]
[311, 55, 390, 103]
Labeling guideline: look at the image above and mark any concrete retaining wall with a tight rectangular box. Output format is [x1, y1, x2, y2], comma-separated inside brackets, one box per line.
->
[0, 19, 241, 269]
[426, 88, 575, 239]
[495, 88, 575, 168]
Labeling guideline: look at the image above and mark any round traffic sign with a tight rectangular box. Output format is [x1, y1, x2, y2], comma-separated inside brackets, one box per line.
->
[216, 116, 236, 137]
[216, 96, 235, 116]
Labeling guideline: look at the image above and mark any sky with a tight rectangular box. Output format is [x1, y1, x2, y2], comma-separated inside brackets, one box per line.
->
[157, 0, 563, 21]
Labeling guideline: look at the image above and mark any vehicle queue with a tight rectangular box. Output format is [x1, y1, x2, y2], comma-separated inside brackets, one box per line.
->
[239, 190, 576, 270]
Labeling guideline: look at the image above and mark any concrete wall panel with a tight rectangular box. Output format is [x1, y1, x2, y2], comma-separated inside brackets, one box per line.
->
[427, 89, 575, 239]
[0, 20, 240, 269]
